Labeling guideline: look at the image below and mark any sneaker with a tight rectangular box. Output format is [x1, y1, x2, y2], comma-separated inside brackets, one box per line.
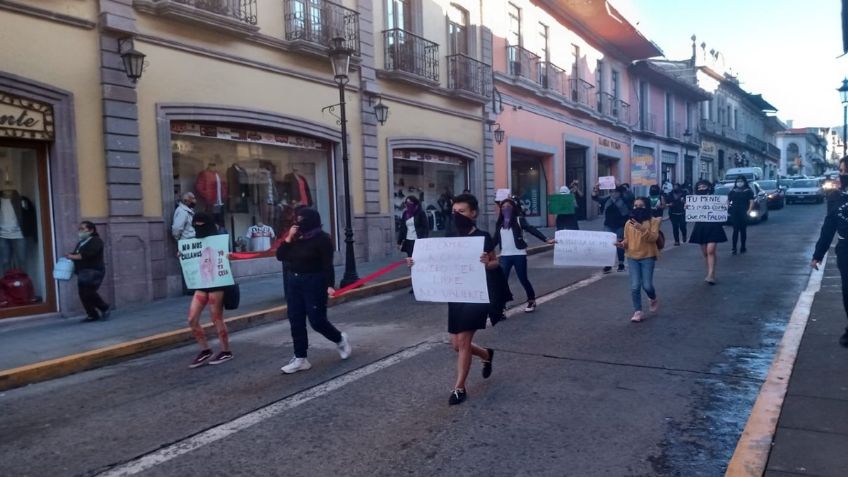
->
[603, 266, 612, 274]
[337, 332, 352, 360]
[209, 351, 233, 365]
[281, 357, 312, 374]
[740, 247, 747, 254]
[840, 330, 848, 347]
[673, 242, 681, 246]
[630, 311, 643, 323]
[448, 388, 467, 406]
[732, 249, 737, 256]
[524, 301, 536, 313]
[482, 348, 494, 379]
[189, 349, 213, 368]
[617, 263, 625, 272]
[649, 298, 659, 313]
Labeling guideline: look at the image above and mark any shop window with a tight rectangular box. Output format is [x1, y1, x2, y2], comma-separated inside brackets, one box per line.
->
[511, 156, 545, 217]
[392, 150, 468, 235]
[170, 123, 333, 255]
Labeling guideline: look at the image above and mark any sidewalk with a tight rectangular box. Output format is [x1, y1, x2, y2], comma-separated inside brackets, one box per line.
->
[0, 218, 607, 390]
[763, 252, 848, 476]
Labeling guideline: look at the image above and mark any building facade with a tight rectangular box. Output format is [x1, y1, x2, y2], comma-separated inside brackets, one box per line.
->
[777, 128, 829, 176]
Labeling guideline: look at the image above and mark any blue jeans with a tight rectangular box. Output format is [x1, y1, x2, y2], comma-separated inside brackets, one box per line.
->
[285, 272, 342, 358]
[0, 238, 26, 270]
[627, 257, 657, 311]
[499, 254, 535, 301]
[605, 226, 625, 264]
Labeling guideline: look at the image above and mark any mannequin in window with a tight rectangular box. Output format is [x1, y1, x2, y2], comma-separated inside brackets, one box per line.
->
[227, 162, 250, 213]
[195, 160, 228, 219]
[245, 220, 275, 252]
[0, 178, 37, 272]
[281, 165, 313, 207]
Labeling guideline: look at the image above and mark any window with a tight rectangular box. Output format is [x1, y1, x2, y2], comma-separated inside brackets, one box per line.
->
[733, 108, 738, 130]
[639, 80, 649, 130]
[596, 60, 604, 112]
[507, 3, 521, 46]
[571, 44, 580, 79]
[538, 23, 549, 85]
[665, 93, 673, 136]
[289, 0, 323, 43]
[387, 0, 412, 31]
[447, 4, 468, 56]
[686, 101, 692, 131]
[611, 69, 620, 99]
[726, 105, 731, 127]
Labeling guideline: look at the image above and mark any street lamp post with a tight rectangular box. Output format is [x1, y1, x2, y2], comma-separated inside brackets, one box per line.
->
[329, 38, 359, 288]
[838, 78, 848, 157]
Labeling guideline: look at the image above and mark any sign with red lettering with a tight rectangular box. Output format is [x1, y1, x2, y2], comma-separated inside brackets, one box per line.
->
[411, 237, 489, 303]
[0, 93, 54, 141]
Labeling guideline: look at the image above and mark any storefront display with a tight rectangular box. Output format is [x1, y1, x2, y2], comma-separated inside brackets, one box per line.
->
[511, 155, 546, 218]
[171, 122, 332, 256]
[392, 150, 468, 234]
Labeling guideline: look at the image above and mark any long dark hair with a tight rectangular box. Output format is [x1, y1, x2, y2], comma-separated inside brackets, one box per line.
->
[695, 179, 713, 193]
[734, 176, 750, 189]
[495, 198, 520, 230]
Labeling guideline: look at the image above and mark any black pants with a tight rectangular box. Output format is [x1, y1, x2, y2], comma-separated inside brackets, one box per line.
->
[837, 243, 848, 330]
[669, 214, 687, 243]
[77, 269, 108, 318]
[731, 216, 748, 251]
[555, 214, 579, 230]
[286, 271, 342, 358]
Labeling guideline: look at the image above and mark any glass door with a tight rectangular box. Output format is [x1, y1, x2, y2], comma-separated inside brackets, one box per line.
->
[0, 141, 55, 318]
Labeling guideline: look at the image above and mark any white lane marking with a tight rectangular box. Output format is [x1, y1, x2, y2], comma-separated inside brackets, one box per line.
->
[501, 271, 606, 319]
[725, 252, 827, 476]
[96, 341, 439, 477]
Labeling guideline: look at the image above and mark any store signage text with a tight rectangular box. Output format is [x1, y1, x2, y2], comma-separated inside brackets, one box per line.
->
[701, 141, 716, 155]
[0, 93, 54, 141]
[170, 122, 328, 151]
[597, 137, 622, 151]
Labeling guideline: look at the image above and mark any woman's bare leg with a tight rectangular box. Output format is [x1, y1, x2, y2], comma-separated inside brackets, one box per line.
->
[451, 331, 489, 390]
[188, 292, 209, 349]
[208, 291, 229, 351]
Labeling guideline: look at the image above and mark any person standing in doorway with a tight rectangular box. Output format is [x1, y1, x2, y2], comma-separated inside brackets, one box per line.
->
[172, 192, 197, 296]
[688, 180, 727, 285]
[67, 221, 111, 322]
[728, 176, 755, 255]
[493, 198, 554, 313]
[276, 208, 351, 374]
[667, 183, 688, 245]
[593, 184, 630, 273]
[615, 198, 661, 322]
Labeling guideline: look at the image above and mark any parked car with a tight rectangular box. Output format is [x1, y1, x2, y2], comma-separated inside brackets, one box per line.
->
[756, 180, 785, 209]
[713, 182, 769, 223]
[786, 179, 825, 204]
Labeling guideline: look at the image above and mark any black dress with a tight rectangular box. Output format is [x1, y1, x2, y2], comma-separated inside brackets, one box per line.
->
[447, 228, 495, 334]
[688, 222, 728, 244]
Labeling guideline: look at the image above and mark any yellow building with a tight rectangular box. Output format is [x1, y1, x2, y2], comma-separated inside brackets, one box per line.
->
[0, 0, 488, 318]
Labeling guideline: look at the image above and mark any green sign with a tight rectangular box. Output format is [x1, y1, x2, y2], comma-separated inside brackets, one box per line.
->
[547, 194, 575, 215]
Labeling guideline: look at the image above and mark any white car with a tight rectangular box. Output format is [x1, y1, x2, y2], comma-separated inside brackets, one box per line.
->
[785, 179, 824, 204]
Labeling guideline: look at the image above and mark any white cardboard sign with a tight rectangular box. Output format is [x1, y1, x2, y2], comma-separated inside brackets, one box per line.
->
[411, 237, 489, 303]
[178, 235, 235, 290]
[495, 188, 511, 202]
[685, 195, 728, 222]
[598, 176, 616, 190]
[553, 230, 618, 267]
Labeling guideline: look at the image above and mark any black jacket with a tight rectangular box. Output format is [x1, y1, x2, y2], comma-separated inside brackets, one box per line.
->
[73, 234, 105, 271]
[276, 232, 335, 288]
[593, 193, 630, 229]
[492, 216, 547, 251]
[814, 193, 848, 261]
[666, 190, 687, 214]
[396, 209, 429, 244]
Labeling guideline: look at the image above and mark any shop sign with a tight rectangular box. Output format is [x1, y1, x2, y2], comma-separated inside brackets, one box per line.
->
[0, 93, 54, 141]
[393, 150, 465, 167]
[701, 141, 716, 156]
[170, 122, 328, 151]
[597, 137, 622, 151]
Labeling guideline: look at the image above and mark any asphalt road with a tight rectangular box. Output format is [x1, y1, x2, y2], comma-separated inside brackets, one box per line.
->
[0, 203, 825, 477]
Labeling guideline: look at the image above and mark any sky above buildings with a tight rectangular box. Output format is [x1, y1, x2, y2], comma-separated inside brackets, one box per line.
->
[615, 0, 845, 129]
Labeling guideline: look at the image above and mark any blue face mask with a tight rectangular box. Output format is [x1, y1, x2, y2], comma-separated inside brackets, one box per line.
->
[78, 231, 91, 240]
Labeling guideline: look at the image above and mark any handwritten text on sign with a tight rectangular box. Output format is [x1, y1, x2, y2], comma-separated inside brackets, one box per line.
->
[598, 176, 616, 190]
[178, 235, 235, 290]
[685, 195, 728, 222]
[411, 237, 489, 303]
[553, 230, 618, 267]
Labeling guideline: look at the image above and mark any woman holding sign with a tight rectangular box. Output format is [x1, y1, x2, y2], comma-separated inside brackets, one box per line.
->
[728, 176, 755, 255]
[688, 180, 727, 285]
[408, 194, 499, 406]
[186, 213, 233, 368]
[615, 198, 661, 322]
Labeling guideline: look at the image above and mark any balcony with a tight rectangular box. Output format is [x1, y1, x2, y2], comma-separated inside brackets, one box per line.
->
[382, 29, 439, 85]
[284, 0, 360, 56]
[598, 92, 615, 118]
[767, 143, 780, 160]
[538, 61, 566, 93]
[745, 134, 767, 152]
[447, 54, 492, 101]
[134, 0, 259, 34]
[667, 122, 685, 140]
[700, 118, 721, 135]
[616, 100, 630, 124]
[639, 113, 657, 134]
[569, 78, 596, 109]
[506, 45, 540, 83]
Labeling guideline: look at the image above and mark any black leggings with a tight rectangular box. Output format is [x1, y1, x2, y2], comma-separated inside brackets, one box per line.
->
[669, 214, 687, 243]
[837, 244, 848, 330]
[732, 222, 748, 250]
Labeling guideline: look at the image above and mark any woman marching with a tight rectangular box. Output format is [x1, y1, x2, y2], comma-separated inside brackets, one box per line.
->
[728, 176, 755, 255]
[493, 198, 554, 313]
[648, 184, 666, 218]
[407, 193, 499, 405]
[67, 221, 111, 322]
[276, 208, 351, 374]
[688, 180, 728, 285]
[397, 195, 429, 257]
[667, 183, 688, 245]
[186, 212, 233, 368]
[615, 198, 661, 322]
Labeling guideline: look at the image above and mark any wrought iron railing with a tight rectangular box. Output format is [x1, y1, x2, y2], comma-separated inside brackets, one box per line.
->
[767, 143, 780, 159]
[667, 121, 685, 140]
[506, 45, 540, 82]
[640, 112, 657, 133]
[447, 54, 492, 97]
[172, 0, 257, 24]
[383, 29, 439, 83]
[284, 0, 360, 54]
[538, 61, 565, 92]
[616, 100, 630, 123]
[700, 118, 720, 135]
[598, 92, 615, 117]
[746, 134, 767, 152]
[569, 78, 595, 108]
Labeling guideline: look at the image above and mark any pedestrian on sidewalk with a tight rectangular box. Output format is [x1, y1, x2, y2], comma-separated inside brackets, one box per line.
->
[615, 198, 661, 323]
[555, 184, 580, 231]
[186, 213, 233, 368]
[666, 183, 687, 245]
[728, 176, 755, 255]
[407, 193, 497, 406]
[493, 198, 554, 313]
[276, 208, 351, 374]
[397, 195, 429, 257]
[812, 157, 848, 347]
[66, 221, 111, 322]
[649, 185, 666, 218]
[172, 192, 196, 296]
[688, 180, 727, 285]
[592, 183, 631, 273]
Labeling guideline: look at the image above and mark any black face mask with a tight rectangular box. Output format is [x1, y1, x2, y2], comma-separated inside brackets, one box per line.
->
[840, 175, 848, 190]
[631, 208, 651, 222]
[696, 188, 710, 195]
[452, 212, 475, 235]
